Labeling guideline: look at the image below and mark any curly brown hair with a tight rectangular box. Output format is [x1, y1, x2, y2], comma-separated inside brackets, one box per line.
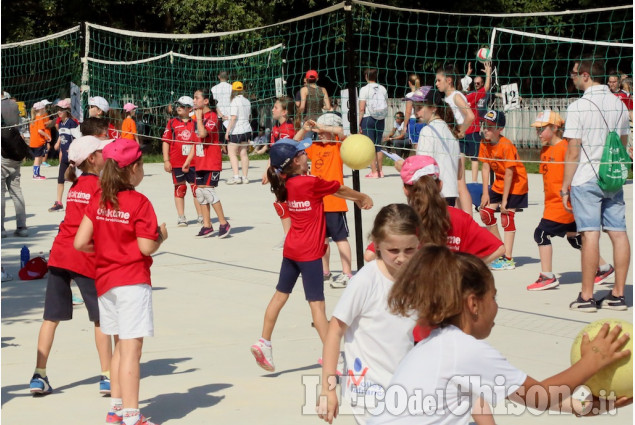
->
[405, 175, 451, 246]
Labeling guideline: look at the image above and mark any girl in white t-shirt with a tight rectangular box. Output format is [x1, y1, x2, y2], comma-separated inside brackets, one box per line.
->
[225, 81, 252, 184]
[369, 246, 632, 425]
[319, 204, 421, 425]
[436, 65, 474, 216]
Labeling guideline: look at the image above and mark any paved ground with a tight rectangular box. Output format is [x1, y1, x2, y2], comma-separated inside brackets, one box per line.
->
[1, 160, 633, 424]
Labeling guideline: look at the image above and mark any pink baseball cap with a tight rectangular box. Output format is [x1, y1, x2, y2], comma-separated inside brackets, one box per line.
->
[123, 102, 138, 112]
[400, 155, 440, 185]
[57, 99, 71, 109]
[103, 138, 142, 168]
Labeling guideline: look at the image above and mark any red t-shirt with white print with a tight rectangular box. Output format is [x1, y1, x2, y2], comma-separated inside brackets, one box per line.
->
[48, 174, 100, 278]
[283, 175, 340, 262]
[192, 111, 222, 171]
[162, 118, 197, 168]
[85, 190, 158, 296]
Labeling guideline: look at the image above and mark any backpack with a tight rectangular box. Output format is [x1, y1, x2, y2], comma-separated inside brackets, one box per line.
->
[366, 83, 388, 120]
[580, 98, 632, 192]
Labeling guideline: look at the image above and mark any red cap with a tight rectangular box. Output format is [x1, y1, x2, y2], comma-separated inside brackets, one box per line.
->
[306, 70, 318, 81]
[19, 257, 48, 280]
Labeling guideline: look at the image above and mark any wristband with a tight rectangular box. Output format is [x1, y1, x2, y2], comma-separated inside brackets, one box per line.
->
[560, 190, 569, 196]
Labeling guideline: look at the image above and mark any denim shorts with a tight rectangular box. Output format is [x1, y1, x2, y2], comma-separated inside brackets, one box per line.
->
[360, 117, 385, 151]
[570, 179, 627, 232]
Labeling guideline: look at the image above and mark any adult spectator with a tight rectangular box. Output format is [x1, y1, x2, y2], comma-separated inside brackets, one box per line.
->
[608, 71, 629, 102]
[465, 61, 492, 182]
[211, 71, 232, 141]
[298, 70, 331, 122]
[359, 68, 389, 178]
[225, 81, 252, 184]
[562, 56, 630, 312]
[1, 92, 28, 237]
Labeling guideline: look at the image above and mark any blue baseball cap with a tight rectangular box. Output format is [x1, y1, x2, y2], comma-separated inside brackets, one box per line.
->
[483, 110, 506, 128]
[270, 138, 312, 169]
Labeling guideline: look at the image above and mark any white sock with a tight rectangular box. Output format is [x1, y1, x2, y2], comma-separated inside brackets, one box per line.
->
[541, 272, 555, 278]
[260, 338, 271, 347]
[122, 408, 140, 425]
[599, 264, 611, 272]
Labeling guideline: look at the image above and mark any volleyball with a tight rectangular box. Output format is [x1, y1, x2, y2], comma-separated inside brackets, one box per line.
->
[570, 319, 633, 398]
[476, 47, 492, 63]
[340, 134, 376, 170]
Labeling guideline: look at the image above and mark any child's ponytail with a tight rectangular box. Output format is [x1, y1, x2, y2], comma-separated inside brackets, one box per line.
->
[64, 162, 79, 183]
[406, 175, 451, 246]
[267, 166, 288, 203]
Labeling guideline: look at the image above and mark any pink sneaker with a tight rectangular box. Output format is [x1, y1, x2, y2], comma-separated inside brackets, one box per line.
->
[379, 171, 385, 178]
[594, 265, 615, 285]
[250, 338, 275, 372]
[106, 411, 123, 424]
[33, 175, 46, 180]
[527, 274, 559, 291]
[365, 172, 379, 178]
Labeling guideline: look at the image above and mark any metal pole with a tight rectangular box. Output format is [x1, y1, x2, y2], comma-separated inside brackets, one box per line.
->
[343, 0, 363, 269]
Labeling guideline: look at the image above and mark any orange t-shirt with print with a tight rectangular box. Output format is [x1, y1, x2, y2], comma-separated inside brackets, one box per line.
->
[306, 141, 347, 212]
[121, 117, 137, 140]
[29, 115, 50, 148]
[478, 135, 528, 196]
[540, 139, 574, 224]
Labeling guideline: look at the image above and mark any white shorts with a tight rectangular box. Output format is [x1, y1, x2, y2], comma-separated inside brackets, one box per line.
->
[98, 284, 154, 339]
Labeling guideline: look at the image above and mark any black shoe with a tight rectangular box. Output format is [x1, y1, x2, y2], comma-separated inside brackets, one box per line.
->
[598, 293, 627, 311]
[569, 292, 598, 312]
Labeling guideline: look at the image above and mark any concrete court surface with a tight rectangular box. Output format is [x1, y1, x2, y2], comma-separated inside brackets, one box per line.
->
[1, 160, 633, 425]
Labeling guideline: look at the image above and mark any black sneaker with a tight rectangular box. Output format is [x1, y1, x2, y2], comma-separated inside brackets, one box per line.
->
[195, 226, 214, 238]
[569, 292, 598, 312]
[598, 293, 627, 311]
[48, 202, 63, 212]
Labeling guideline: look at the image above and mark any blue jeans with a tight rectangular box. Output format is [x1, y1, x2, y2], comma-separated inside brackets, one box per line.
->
[570, 178, 626, 232]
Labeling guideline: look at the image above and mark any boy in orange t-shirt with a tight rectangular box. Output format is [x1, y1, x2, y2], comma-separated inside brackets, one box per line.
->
[526, 110, 613, 290]
[296, 113, 353, 288]
[29, 102, 51, 180]
[478, 110, 528, 270]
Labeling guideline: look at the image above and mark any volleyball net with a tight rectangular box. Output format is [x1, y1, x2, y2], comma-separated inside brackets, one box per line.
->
[1, 2, 633, 153]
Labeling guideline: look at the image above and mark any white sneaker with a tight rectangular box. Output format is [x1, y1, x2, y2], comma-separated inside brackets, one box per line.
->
[177, 216, 188, 227]
[330, 274, 350, 288]
[250, 339, 275, 372]
[241, 176, 249, 184]
[226, 176, 241, 185]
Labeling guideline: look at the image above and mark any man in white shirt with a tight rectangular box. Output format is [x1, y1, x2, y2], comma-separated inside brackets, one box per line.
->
[562, 56, 630, 312]
[211, 71, 232, 139]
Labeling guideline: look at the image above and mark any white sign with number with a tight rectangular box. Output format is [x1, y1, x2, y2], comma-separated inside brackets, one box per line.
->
[501, 83, 520, 111]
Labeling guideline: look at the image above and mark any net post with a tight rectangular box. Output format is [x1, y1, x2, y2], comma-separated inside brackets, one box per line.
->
[344, 0, 363, 270]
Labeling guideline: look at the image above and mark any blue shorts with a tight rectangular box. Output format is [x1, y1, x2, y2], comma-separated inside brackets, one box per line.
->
[570, 179, 627, 232]
[276, 257, 324, 301]
[325, 212, 349, 242]
[361, 117, 385, 151]
[488, 189, 528, 209]
[461, 132, 482, 158]
[172, 167, 196, 184]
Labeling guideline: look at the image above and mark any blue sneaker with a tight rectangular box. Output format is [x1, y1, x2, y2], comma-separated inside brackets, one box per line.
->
[490, 257, 515, 271]
[72, 294, 84, 305]
[99, 375, 111, 395]
[29, 373, 53, 395]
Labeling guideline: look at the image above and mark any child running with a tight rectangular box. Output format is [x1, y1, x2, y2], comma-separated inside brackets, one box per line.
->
[295, 113, 354, 288]
[319, 204, 420, 424]
[478, 110, 528, 271]
[192, 88, 231, 238]
[162, 96, 203, 227]
[49, 99, 79, 211]
[368, 246, 632, 424]
[74, 138, 168, 425]
[250, 139, 373, 372]
[29, 136, 113, 396]
[528, 110, 613, 290]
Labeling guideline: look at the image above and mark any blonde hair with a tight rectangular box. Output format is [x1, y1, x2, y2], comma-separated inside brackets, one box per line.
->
[388, 246, 493, 329]
[370, 204, 421, 259]
[408, 74, 420, 90]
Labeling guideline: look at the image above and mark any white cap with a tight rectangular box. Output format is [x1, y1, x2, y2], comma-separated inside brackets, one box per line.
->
[316, 113, 342, 127]
[2, 91, 10, 100]
[40, 99, 52, 106]
[68, 136, 113, 166]
[33, 101, 43, 110]
[88, 96, 110, 113]
[175, 96, 194, 107]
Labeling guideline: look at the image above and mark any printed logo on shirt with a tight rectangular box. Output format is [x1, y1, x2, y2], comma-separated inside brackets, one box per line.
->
[96, 207, 131, 224]
[288, 200, 312, 212]
[346, 357, 384, 399]
[67, 190, 91, 204]
[178, 129, 192, 141]
[447, 235, 461, 250]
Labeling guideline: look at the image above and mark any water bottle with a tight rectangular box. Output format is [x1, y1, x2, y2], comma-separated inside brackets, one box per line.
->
[20, 245, 30, 268]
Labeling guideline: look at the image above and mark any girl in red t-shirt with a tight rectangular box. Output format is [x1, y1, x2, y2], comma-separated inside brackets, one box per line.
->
[75, 139, 167, 425]
[29, 136, 113, 397]
[262, 96, 298, 246]
[250, 139, 372, 373]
